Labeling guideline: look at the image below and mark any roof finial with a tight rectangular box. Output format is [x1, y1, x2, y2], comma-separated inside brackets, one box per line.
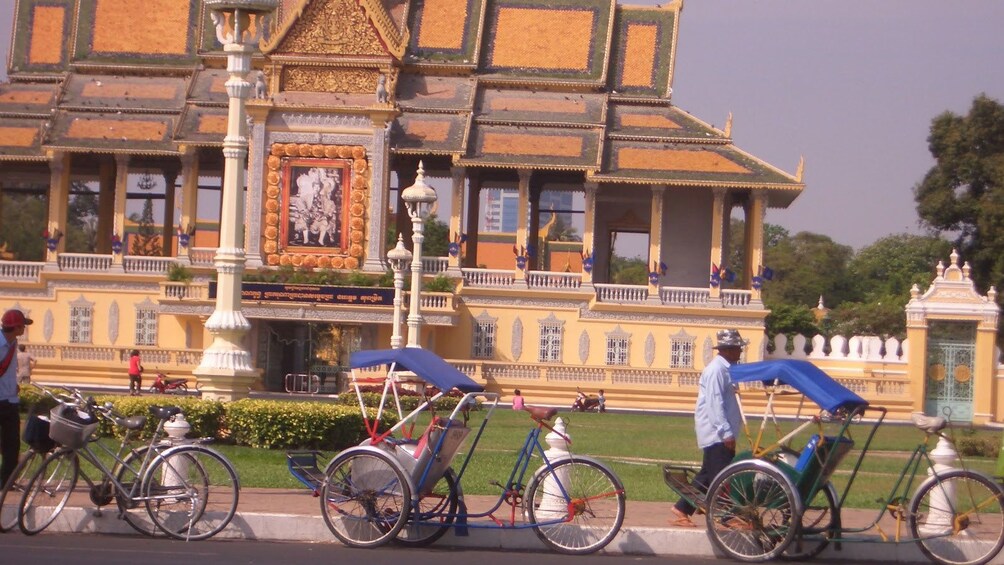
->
[817, 295, 825, 310]
[723, 112, 733, 137]
[795, 155, 805, 182]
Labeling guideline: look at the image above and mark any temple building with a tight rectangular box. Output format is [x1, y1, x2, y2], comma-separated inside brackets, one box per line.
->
[0, 0, 808, 410]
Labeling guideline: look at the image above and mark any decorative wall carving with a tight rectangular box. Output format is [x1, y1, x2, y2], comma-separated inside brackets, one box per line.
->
[511, 317, 523, 361]
[283, 68, 379, 94]
[264, 142, 370, 269]
[278, 0, 387, 56]
[578, 330, 590, 364]
[108, 301, 119, 344]
[644, 333, 655, 367]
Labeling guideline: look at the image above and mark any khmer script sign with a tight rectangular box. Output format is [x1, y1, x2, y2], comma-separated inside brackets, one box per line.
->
[209, 282, 394, 306]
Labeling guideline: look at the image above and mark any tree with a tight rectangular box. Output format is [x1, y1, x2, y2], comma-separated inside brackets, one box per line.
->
[610, 255, 647, 285]
[66, 181, 99, 253]
[130, 173, 162, 256]
[762, 232, 857, 309]
[847, 234, 952, 303]
[0, 192, 46, 260]
[765, 303, 820, 340]
[915, 94, 1004, 295]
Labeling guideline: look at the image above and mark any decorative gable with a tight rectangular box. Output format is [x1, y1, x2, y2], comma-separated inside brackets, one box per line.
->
[267, 0, 392, 57]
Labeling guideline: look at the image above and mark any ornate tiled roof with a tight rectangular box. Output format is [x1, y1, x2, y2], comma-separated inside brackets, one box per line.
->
[592, 139, 802, 204]
[609, 103, 724, 141]
[397, 74, 476, 111]
[265, 0, 402, 58]
[75, 0, 199, 66]
[0, 118, 48, 161]
[609, 3, 679, 98]
[460, 123, 601, 170]
[391, 113, 470, 154]
[476, 89, 606, 126]
[481, 0, 614, 82]
[188, 69, 231, 106]
[406, 0, 484, 65]
[174, 106, 229, 147]
[60, 75, 188, 112]
[46, 110, 178, 154]
[0, 83, 61, 117]
[8, 0, 74, 74]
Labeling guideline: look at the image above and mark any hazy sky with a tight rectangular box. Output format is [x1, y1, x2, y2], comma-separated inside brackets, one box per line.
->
[2, 1, 1002, 250]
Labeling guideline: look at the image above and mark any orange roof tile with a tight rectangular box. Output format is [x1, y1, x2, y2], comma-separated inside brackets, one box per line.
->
[81, 82, 178, 100]
[483, 132, 582, 158]
[490, 97, 587, 115]
[197, 115, 228, 135]
[618, 147, 749, 174]
[620, 23, 658, 87]
[0, 126, 38, 147]
[620, 114, 681, 130]
[92, 0, 192, 55]
[28, 6, 66, 64]
[491, 7, 595, 71]
[416, 0, 469, 50]
[67, 118, 167, 141]
[0, 90, 53, 105]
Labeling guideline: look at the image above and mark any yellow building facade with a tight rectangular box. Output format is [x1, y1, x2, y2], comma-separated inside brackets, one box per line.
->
[10, 1, 992, 422]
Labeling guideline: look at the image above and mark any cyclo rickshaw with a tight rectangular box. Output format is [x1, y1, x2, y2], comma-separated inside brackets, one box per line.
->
[294, 348, 626, 554]
[664, 359, 1004, 565]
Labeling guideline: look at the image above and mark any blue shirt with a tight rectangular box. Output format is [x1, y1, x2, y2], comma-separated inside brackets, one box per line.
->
[0, 336, 19, 403]
[694, 354, 742, 449]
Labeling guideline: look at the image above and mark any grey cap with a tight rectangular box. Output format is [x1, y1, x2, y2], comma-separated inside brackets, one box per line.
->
[713, 329, 748, 349]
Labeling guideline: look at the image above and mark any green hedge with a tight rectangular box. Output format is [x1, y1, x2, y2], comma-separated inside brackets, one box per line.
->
[224, 399, 397, 450]
[17, 391, 398, 451]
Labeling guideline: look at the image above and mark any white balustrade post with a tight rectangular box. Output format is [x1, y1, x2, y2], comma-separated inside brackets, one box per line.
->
[537, 417, 572, 520]
[918, 434, 959, 535]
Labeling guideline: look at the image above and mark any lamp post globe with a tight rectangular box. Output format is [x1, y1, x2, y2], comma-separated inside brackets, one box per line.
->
[387, 234, 412, 349]
[401, 161, 437, 348]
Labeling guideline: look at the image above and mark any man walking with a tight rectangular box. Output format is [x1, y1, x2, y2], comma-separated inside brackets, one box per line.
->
[17, 344, 35, 384]
[669, 328, 746, 527]
[1, 309, 33, 485]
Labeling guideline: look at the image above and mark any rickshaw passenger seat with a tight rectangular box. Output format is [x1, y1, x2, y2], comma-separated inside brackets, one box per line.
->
[795, 434, 854, 482]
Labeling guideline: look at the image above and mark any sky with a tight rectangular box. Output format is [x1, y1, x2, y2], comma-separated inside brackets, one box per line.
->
[2, 1, 1003, 250]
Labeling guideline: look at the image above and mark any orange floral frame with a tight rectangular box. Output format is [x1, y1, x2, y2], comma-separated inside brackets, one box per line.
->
[263, 143, 369, 270]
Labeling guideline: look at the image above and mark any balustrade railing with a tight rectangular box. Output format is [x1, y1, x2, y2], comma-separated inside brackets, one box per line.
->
[461, 268, 515, 288]
[189, 248, 216, 266]
[0, 261, 44, 282]
[660, 286, 710, 306]
[124, 256, 175, 274]
[160, 282, 209, 300]
[526, 271, 582, 290]
[27, 343, 202, 365]
[58, 253, 112, 272]
[721, 289, 752, 307]
[421, 257, 449, 275]
[594, 283, 648, 303]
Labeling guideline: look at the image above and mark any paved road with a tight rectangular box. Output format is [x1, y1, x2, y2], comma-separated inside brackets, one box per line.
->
[0, 534, 752, 565]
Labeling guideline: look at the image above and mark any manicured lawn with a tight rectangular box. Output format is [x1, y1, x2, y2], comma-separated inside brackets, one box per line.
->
[23, 409, 1001, 509]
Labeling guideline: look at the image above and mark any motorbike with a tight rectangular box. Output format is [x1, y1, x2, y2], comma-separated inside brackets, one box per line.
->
[571, 389, 600, 412]
[149, 372, 189, 394]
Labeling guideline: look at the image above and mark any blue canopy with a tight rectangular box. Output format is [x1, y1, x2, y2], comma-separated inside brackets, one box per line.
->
[349, 348, 485, 393]
[730, 359, 868, 414]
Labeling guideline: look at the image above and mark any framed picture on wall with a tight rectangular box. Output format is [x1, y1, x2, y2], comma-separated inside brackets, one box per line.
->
[280, 158, 352, 252]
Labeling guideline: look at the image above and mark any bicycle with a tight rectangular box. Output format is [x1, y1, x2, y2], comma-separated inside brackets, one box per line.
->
[0, 405, 58, 532]
[16, 384, 240, 541]
[312, 348, 627, 554]
[666, 359, 1004, 565]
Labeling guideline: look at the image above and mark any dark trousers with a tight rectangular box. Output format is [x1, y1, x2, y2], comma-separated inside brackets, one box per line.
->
[0, 401, 20, 487]
[674, 441, 735, 516]
[129, 374, 142, 394]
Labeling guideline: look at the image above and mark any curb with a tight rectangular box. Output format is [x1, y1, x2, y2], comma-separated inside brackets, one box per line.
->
[17, 507, 1002, 563]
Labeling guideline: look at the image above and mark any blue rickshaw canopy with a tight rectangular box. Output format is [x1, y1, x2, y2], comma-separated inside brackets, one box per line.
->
[730, 359, 868, 414]
[349, 348, 485, 393]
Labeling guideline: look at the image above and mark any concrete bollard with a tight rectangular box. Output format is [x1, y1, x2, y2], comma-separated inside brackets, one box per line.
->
[917, 434, 959, 536]
[536, 417, 572, 520]
[161, 413, 192, 498]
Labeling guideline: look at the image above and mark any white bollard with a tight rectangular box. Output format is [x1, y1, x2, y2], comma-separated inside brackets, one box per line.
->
[161, 413, 192, 499]
[536, 417, 573, 520]
[918, 434, 958, 536]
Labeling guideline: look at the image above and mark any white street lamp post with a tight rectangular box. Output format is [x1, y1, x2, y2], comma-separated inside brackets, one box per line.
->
[387, 234, 412, 349]
[401, 161, 438, 348]
[196, 0, 276, 400]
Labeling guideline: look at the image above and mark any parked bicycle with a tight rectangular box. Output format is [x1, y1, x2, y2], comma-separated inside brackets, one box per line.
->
[299, 348, 626, 554]
[16, 384, 240, 540]
[0, 404, 58, 532]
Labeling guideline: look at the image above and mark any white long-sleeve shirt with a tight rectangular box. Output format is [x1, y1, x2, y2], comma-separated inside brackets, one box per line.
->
[694, 354, 742, 449]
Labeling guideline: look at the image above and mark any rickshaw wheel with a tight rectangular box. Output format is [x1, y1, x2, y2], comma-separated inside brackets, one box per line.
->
[395, 468, 459, 547]
[706, 460, 801, 562]
[320, 449, 411, 548]
[779, 482, 838, 561]
[524, 458, 626, 555]
[909, 470, 1004, 565]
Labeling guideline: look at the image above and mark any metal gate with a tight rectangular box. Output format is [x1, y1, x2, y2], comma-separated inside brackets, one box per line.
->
[924, 322, 976, 422]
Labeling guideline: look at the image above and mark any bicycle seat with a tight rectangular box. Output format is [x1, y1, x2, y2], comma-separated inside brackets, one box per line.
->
[911, 413, 947, 433]
[120, 415, 147, 430]
[149, 405, 183, 421]
[524, 405, 558, 421]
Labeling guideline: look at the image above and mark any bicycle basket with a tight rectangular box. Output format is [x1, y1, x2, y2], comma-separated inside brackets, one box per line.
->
[49, 405, 98, 449]
[22, 412, 56, 452]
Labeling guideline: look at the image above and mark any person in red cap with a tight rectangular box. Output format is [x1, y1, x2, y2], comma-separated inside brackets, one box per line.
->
[1, 308, 33, 485]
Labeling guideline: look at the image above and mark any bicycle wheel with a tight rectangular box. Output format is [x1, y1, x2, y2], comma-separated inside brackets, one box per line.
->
[18, 449, 79, 535]
[524, 457, 626, 555]
[780, 482, 838, 561]
[172, 383, 188, 394]
[395, 468, 459, 547]
[909, 470, 1004, 565]
[0, 449, 45, 532]
[142, 445, 239, 541]
[115, 444, 169, 536]
[705, 460, 801, 562]
[320, 448, 411, 548]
